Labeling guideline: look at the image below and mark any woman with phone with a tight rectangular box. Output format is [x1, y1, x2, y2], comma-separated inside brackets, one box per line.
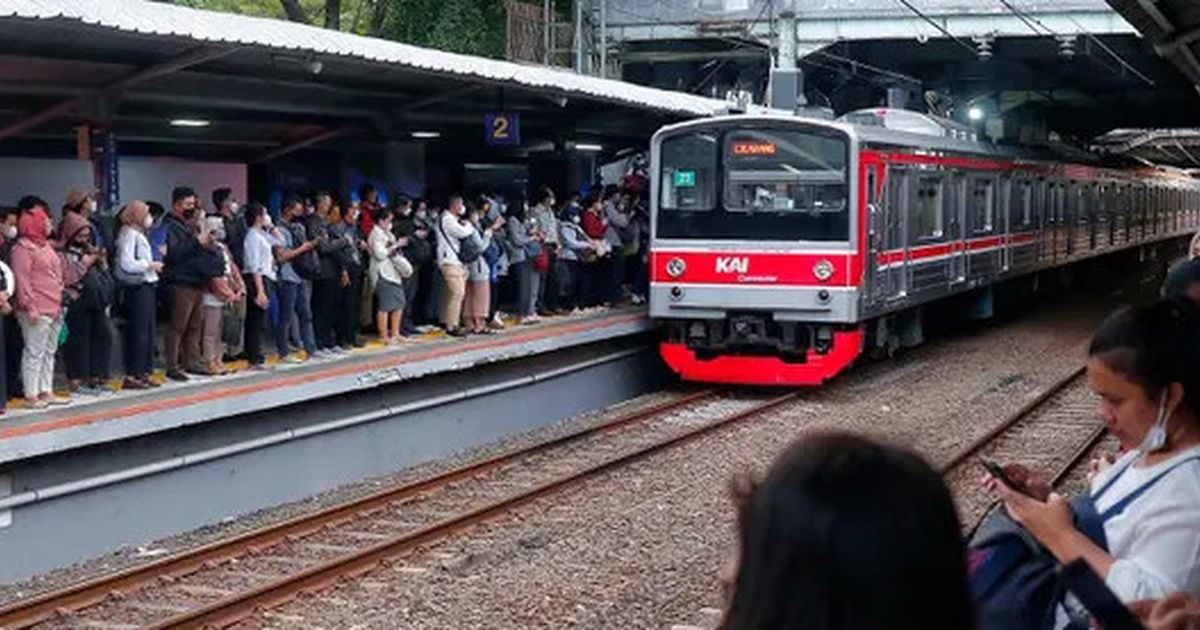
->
[985, 300, 1200, 624]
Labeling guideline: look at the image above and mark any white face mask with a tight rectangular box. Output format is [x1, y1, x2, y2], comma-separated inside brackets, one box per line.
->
[262, 215, 273, 229]
[1138, 393, 1171, 456]
[86, 199, 98, 214]
[571, 215, 581, 224]
[143, 215, 154, 229]
[229, 202, 240, 213]
[3, 225, 15, 239]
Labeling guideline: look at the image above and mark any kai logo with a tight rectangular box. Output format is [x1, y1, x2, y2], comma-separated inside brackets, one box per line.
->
[715, 256, 749, 274]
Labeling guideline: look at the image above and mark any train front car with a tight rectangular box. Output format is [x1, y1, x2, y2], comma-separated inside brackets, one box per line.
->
[649, 116, 864, 386]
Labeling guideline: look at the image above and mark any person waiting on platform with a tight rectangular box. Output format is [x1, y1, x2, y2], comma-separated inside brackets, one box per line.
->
[529, 187, 560, 315]
[557, 202, 601, 312]
[199, 216, 244, 375]
[162, 186, 221, 382]
[721, 432, 973, 630]
[11, 198, 67, 408]
[330, 200, 365, 350]
[982, 300, 1200, 628]
[437, 195, 490, 337]
[241, 203, 276, 371]
[503, 197, 539, 325]
[367, 207, 409, 345]
[307, 192, 345, 353]
[113, 201, 162, 390]
[272, 197, 319, 362]
[462, 203, 502, 335]
[58, 210, 114, 395]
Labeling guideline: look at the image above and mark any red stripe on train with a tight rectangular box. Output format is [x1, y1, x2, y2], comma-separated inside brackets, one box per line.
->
[649, 251, 855, 286]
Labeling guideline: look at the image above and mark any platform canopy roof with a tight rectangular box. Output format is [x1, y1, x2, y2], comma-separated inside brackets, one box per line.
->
[0, 0, 750, 161]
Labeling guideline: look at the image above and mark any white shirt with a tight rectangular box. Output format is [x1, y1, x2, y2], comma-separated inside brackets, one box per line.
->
[1093, 445, 1200, 602]
[436, 211, 477, 268]
[243, 227, 277, 282]
[116, 226, 158, 284]
[368, 225, 405, 286]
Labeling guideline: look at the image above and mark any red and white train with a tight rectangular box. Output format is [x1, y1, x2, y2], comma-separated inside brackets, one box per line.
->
[649, 108, 1200, 386]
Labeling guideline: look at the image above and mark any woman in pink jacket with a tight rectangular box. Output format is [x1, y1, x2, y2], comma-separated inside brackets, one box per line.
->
[11, 204, 67, 408]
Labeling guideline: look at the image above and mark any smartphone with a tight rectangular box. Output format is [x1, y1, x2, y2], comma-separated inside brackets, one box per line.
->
[981, 458, 1025, 494]
[1058, 559, 1144, 630]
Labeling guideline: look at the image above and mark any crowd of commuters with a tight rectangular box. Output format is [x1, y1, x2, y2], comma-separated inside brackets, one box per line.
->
[0, 178, 650, 413]
[720, 298, 1200, 630]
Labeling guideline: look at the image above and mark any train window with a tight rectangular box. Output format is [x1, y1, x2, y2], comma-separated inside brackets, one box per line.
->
[658, 125, 852, 241]
[969, 177, 995, 233]
[1011, 179, 1033, 230]
[658, 132, 717, 213]
[911, 176, 944, 240]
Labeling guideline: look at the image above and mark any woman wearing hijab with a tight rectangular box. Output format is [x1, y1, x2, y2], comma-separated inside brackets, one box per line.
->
[58, 210, 112, 395]
[114, 201, 163, 389]
[11, 202, 67, 408]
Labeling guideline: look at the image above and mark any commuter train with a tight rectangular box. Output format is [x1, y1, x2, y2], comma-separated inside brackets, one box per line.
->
[649, 108, 1200, 386]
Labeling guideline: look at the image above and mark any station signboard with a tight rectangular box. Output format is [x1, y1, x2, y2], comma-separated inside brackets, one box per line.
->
[485, 112, 520, 147]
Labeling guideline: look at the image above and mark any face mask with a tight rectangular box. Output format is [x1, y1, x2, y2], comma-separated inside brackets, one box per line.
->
[572, 215, 581, 224]
[143, 215, 154, 229]
[230, 202, 240, 213]
[86, 200, 98, 214]
[416, 210, 427, 219]
[3, 225, 15, 239]
[1138, 393, 1171, 456]
[262, 215, 273, 229]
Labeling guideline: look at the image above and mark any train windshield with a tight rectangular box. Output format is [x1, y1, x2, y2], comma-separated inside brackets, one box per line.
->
[658, 126, 850, 242]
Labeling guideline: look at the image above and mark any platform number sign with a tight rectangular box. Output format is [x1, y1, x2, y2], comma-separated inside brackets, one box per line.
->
[485, 112, 520, 147]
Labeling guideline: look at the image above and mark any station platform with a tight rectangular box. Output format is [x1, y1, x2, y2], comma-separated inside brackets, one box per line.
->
[0, 308, 651, 465]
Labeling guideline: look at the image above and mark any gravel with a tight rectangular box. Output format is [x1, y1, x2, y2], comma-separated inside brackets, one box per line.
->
[254, 296, 1117, 629]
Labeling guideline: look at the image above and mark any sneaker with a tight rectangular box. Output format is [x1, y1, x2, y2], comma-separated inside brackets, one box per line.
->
[74, 385, 103, 397]
[523, 314, 541, 324]
[631, 294, 646, 305]
[45, 395, 71, 406]
[25, 398, 48, 410]
[445, 328, 468, 338]
[279, 355, 304, 365]
[165, 369, 190, 382]
[250, 362, 272, 371]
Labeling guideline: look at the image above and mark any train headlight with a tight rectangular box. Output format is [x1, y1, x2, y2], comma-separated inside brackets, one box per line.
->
[666, 257, 686, 278]
[813, 259, 835, 283]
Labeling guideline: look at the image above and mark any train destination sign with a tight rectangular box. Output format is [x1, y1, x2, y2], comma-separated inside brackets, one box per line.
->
[731, 141, 777, 156]
[673, 170, 697, 188]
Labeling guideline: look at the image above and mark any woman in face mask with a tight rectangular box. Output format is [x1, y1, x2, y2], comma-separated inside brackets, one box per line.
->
[11, 204, 67, 408]
[58, 211, 112, 396]
[986, 300, 1200, 621]
[114, 201, 164, 389]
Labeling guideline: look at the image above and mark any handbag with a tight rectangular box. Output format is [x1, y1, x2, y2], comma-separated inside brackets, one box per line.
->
[390, 253, 414, 279]
[439, 218, 482, 265]
[79, 265, 115, 310]
[532, 247, 551, 272]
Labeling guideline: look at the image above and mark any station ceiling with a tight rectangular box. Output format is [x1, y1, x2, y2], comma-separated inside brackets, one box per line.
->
[0, 2, 733, 163]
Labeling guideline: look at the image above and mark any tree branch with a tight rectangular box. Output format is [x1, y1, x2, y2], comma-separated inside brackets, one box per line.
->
[279, 0, 310, 23]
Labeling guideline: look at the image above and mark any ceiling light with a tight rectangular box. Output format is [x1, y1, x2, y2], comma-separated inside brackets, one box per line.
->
[968, 107, 984, 122]
[411, 131, 441, 139]
[575, 143, 603, 152]
[171, 118, 210, 128]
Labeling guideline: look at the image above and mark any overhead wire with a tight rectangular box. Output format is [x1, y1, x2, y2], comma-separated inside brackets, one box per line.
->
[891, 0, 979, 56]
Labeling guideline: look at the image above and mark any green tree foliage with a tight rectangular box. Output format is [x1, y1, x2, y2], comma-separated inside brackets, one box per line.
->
[158, 0, 513, 59]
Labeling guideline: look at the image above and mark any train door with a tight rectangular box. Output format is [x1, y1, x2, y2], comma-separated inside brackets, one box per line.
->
[864, 162, 887, 303]
[948, 174, 967, 285]
[884, 166, 908, 300]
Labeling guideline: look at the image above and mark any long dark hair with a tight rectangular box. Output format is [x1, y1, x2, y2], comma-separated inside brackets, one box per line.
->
[724, 432, 973, 630]
[1089, 299, 1200, 423]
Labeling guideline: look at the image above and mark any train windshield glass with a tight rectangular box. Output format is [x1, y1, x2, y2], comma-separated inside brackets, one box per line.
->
[658, 127, 850, 241]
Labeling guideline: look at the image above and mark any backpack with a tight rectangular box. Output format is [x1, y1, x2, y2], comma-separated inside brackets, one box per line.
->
[79, 265, 115, 310]
[440, 218, 482, 265]
[286, 222, 320, 279]
[970, 455, 1200, 630]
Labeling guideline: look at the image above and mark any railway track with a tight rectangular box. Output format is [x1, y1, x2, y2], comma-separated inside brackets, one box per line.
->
[0, 389, 799, 629]
[938, 366, 1111, 527]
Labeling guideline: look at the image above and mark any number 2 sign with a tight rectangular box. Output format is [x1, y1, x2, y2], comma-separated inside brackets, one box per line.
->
[485, 112, 520, 147]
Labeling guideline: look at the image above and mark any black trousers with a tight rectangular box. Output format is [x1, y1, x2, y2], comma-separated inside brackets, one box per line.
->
[402, 264, 420, 332]
[244, 275, 272, 366]
[311, 275, 340, 350]
[336, 271, 363, 347]
[560, 260, 584, 310]
[65, 304, 112, 382]
[122, 283, 156, 378]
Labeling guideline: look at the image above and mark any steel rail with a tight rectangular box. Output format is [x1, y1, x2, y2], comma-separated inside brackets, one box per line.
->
[148, 393, 799, 629]
[0, 390, 718, 629]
